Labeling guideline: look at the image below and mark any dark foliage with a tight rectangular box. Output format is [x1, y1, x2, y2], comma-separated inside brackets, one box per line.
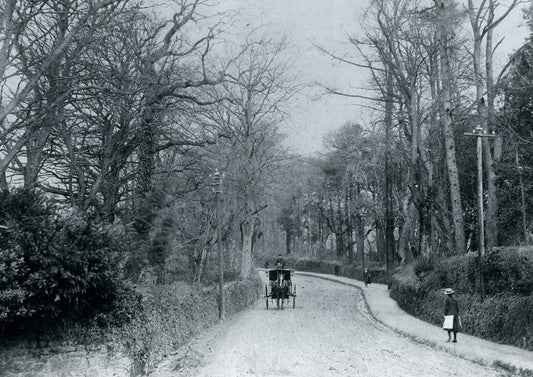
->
[407, 249, 533, 296]
[430, 254, 478, 294]
[0, 189, 122, 335]
[496, 40, 533, 245]
[413, 257, 435, 277]
[483, 247, 533, 296]
[148, 215, 175, 270]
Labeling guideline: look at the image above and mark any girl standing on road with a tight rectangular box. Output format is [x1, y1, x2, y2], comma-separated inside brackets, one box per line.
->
[443, 288, 460, 343]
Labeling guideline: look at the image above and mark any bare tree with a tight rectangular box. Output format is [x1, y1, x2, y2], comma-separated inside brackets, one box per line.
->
[0, 0, 126, 188]
[433, 0, 467, 253]
[201, 35, 297, 278]
[466, 0, 522, 248]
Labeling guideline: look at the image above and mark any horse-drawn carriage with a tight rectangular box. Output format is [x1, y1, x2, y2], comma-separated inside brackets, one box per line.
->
[264, 265, 296, 309]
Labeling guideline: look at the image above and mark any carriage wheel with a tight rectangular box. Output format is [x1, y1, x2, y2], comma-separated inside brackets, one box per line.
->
[265, 285, 269, 310]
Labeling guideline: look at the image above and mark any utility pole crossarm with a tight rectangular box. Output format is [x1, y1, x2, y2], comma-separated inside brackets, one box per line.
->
[464, 125, 497, 138]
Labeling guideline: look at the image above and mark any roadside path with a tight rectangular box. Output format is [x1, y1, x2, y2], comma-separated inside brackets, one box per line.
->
[298, 271, 533, 373]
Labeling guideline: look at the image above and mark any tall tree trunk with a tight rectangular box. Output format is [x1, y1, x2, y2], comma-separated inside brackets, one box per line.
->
[346, 185, 354, 262]
[428, 50, 440, 256]
[0, 171, 7, 191]
[335, 232, 345, 258]
[102, 167, 120, 222]
[385, 69, 395, 285]
[355, 184, 364, 266]
[24, 87, 49, 190]
[137, 105, 156, 198]
[24, 127, 50, 190]
[356, 213, 365, 267]
[285, 230, 292, 254]
[398, 198, 416, 264]
[319, 215, 326, 256]
[375, 219, 386, 263]
[484, 2, 499, 248]
[515, 149, 528, 245]
[336, 199, 345, 258]
[195, 246, 208, 284]
[409, 85, 432, 258]
[435, 0, 466, 254]
[240, 215, 254, 278]
[240, 192, 255, 278]
[468, 0, 491, 251]
[136, 63, 160, 199]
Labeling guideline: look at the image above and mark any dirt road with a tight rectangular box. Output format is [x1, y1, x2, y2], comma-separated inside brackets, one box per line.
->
[151, 274, 511, 377]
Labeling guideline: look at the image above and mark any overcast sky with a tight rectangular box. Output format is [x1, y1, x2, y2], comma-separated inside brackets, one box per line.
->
[207, 0, 371, 155]
[158, 0, 530, 155]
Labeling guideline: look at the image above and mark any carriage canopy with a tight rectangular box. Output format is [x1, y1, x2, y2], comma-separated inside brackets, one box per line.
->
[268, 269, 291, 281]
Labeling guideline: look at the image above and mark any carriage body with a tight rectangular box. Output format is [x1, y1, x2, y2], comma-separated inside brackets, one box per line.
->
[264, 266, 296, 309]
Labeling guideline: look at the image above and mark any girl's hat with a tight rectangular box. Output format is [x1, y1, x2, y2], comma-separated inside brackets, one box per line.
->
[444, 288, 454, 295]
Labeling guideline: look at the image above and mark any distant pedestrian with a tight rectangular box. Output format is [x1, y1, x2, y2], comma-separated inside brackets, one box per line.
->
[443, 288, 461, 343]
[334, 265, 340, 276]
[363, 268, 371, 287]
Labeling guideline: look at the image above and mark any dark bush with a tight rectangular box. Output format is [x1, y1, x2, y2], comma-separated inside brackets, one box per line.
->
[431, 253, 478, 294]
[457, 294, 533, 350]
[390, 273, 425, 316]
[421, 249, 533, 297]
[420, 289, 446, 325]
[413, 257, 434, 277]
[0, 189, 122, 335]
[96, 284, 144, 328]
[148, 216, 175, 270]
[483, 248, 533, 296]
[418, 270, 441, 292]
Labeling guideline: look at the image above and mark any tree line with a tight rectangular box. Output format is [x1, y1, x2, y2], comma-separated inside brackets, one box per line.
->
[2, 0, 533, 290]
[264, 0, 533, 270]
[0, 0, 294, 286]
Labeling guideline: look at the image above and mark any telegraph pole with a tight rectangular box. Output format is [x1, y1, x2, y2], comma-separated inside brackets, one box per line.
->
[213, 169, 225, 320]
[465, 125, 496, 302]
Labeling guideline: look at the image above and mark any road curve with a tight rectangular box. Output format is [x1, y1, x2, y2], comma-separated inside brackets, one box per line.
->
[152, 274, 509, 377]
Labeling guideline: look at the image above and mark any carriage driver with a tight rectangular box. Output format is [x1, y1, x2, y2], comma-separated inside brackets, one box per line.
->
[275, 253, 286, 268]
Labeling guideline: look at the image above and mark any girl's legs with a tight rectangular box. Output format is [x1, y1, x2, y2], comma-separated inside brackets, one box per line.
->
[446, 330, 452, 342]
[452, 331, 457, 342]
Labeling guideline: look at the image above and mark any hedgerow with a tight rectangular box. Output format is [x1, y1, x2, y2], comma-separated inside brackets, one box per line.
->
[120, 276, 261, 375]
[390, 248, 533, 351]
